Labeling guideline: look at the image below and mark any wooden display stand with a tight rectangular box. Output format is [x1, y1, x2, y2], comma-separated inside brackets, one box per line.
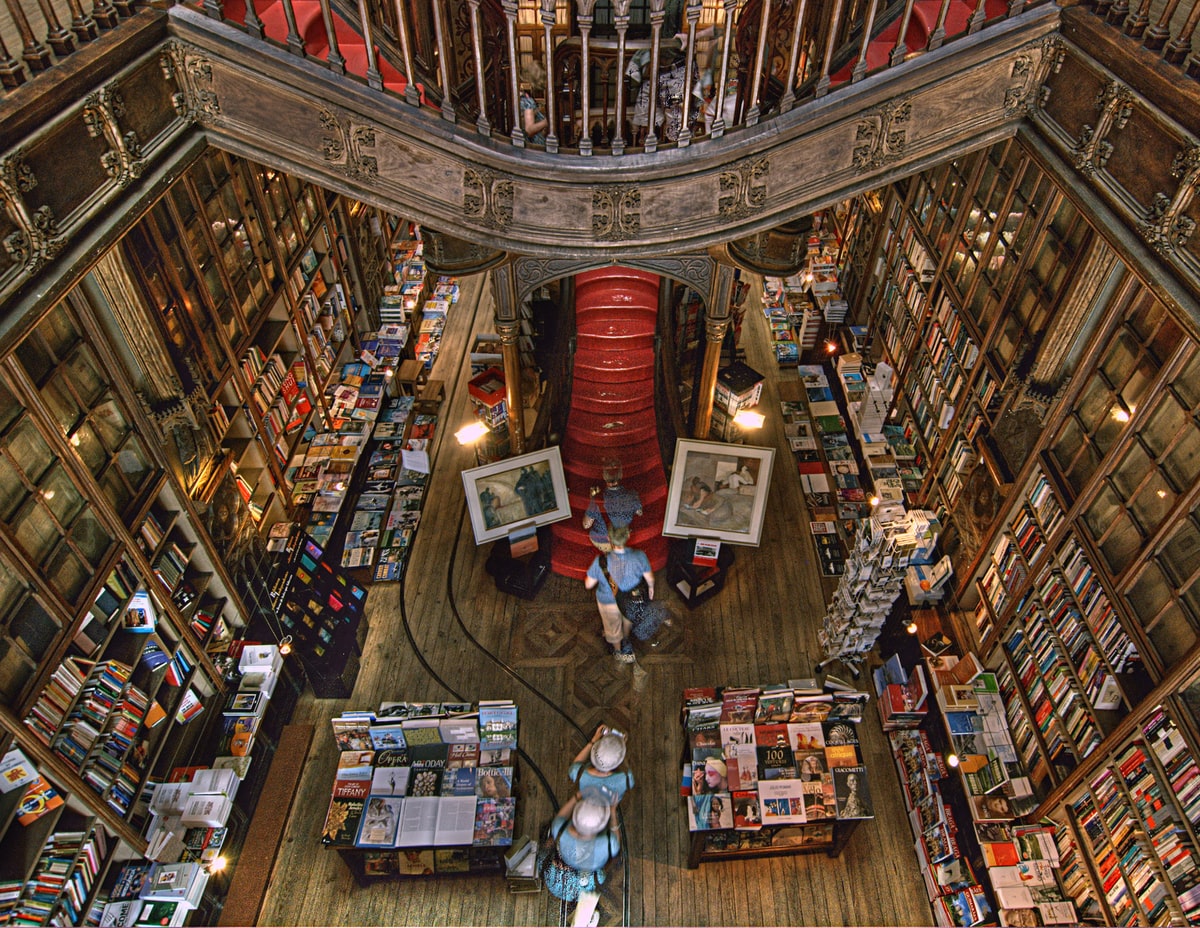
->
[687, 818, 863, 868]
[667, 538, 734, 609]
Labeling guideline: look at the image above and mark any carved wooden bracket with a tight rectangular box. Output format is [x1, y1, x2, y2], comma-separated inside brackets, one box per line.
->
[1138, 144, 1200, 258]
[0, 151, 63, 275]
[852, 97, 912, 173]
[1072, 79, 1134, 176]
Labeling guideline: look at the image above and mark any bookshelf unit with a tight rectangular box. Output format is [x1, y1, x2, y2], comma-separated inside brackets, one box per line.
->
[839, 134, 1200, 925]
[0, 149, 411, 925]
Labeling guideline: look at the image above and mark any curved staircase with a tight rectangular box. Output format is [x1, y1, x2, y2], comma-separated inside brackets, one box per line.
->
[551, 268, 670, 580]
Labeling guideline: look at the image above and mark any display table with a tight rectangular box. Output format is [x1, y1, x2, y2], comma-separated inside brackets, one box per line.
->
[322, 700, 519, 886]
[680, 684, 873, 868]
[667, 538, 735, 609]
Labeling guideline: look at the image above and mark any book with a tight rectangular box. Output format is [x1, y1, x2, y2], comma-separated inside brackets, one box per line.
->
[832, 765, 873, 819]
[754, 724, 795, 779]
[472, 797, 515, 846]
[759, 779, 807, 825]
[732, 790, 763, 830]
[16, 775, 64, 825]
[434, 795, 479, 845]
[323, 793, 366, 845]
[143, 862, 208, 906]
[356, 796, 403, 847]
[370, 765, 411, 796]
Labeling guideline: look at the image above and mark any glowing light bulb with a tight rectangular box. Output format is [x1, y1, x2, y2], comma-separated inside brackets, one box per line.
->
[278, 635, 293, 656]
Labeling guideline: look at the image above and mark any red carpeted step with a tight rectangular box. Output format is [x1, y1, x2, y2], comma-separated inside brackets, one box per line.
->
[552, 268, 668, 579]
[829, 0, 1009, 86]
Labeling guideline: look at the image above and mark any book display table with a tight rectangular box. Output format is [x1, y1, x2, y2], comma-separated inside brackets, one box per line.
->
[321, 700, 519, 887]
[680, 684, 873, 868]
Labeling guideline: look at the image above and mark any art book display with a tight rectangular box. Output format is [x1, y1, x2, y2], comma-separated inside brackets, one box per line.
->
[680, 683, 873, 867]
[322, 699, 519, 882]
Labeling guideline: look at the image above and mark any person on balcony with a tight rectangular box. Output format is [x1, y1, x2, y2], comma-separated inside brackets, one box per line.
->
[520, 64, 549, 145]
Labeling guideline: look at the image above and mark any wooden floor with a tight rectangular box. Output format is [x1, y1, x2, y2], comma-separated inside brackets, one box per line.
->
[256, 272, 936, 927]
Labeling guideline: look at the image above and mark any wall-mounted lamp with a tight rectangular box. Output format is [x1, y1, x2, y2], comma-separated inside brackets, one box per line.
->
[945, 753, 960, 768]
[1111, 399, 1135, 423]
[824, 340, 839, 355]
[278, 635, 293, 657]
[732, 409, 766, 430]
[906, 620, 919, 635]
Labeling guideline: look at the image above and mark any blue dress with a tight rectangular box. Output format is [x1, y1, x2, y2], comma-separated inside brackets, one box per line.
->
[520, 93, 546, 145]
[569, 762, 635, 805]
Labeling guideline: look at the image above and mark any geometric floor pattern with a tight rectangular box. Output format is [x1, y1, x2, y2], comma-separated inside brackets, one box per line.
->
[510, 600, 686, 927]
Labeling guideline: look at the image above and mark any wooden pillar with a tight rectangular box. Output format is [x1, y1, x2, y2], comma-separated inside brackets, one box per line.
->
[490, 263, 526, 456]
[693, 263, 736, 439]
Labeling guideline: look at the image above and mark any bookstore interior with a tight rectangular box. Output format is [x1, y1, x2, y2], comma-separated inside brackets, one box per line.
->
[3, 19, 1200, 927]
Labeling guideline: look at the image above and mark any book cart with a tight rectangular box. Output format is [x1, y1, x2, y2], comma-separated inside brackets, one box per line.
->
[680, 685, 873, 869]
[321, 700, 519, 887]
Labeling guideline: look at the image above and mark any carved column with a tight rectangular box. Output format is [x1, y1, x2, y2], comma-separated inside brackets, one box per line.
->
[490, 262, 526, 455]
[611, 0, 632, 156]
[577, 0, 598, 156]
[693, 263, 736, 439]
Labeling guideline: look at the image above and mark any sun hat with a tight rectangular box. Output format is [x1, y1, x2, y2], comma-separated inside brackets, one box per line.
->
[590, 733, 627, 772]
[571, 795, 611, 836]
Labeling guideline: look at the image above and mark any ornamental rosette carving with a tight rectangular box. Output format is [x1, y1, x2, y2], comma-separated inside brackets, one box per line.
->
[718, 157, 769, 219]
[592, 184, 641, 240]
[463, 168, 514, 230]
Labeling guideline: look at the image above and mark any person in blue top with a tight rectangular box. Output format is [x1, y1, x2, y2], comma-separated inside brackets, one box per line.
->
[584, 524, 653, 664]
[582, 458, 643, 552]
[519, 64, 548, 145]
[550, 792, 621, 896]
[568, 725, 635, 808]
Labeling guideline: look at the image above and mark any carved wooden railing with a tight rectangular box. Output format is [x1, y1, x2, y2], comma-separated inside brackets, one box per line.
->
[1082, 0, 1200, 75]
[0, 0, 145, 89]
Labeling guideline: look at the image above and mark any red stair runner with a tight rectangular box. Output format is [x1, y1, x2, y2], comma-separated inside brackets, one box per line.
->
[206, 0, 428, 102]
[551, 268, 669, 580]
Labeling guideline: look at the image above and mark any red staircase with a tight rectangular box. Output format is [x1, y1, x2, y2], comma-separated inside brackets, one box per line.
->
[550, 268, 669, 580]
[830, 0, 1010, 84]
[208, 0, 428, 101]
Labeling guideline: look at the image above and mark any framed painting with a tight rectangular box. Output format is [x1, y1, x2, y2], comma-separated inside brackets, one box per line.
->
[663, 440, 775, 545]
[461, 446, 571, 544]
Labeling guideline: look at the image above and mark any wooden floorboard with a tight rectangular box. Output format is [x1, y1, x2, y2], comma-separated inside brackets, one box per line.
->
[256, 272, 934, 927]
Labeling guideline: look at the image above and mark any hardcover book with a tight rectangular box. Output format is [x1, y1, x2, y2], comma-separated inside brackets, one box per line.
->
[472, 797, 516, 846]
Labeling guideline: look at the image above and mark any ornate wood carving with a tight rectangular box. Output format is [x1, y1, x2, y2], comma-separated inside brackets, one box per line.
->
[0, 150, 63, 275]
[319, 106, 379, 180]
[718, 156, 769, 219]
[1138, 144, 1200, 258]
[463, 167, 514, 229]
[512, 254, 713, 304]
[592, 184, 641, 240]
[852, 97, 912, 173]
[160, 40, 220, 125]
[1072, 79, 1134, 175]
[83, 82, 146, 188]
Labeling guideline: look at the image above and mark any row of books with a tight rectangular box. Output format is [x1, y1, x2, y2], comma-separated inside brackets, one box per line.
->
[2, 822, 109, 926]
[330, 700, 518, 754]
[91, 859, 209, 926]
[345, 407, 436, 580]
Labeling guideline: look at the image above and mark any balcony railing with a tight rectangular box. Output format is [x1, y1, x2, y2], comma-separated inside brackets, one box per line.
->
[4, 0, 1197, 146]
